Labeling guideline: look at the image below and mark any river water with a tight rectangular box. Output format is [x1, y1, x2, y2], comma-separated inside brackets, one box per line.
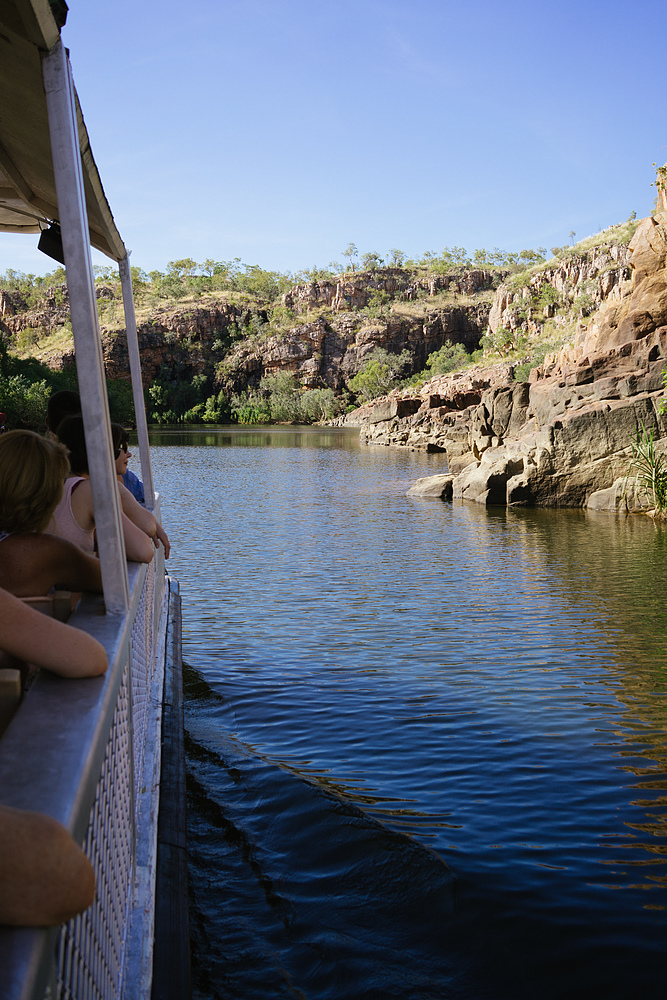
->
[149, 425, 667, 1000]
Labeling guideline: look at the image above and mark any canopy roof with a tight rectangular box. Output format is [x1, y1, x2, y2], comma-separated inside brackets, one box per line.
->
[0, 0, 125, 260]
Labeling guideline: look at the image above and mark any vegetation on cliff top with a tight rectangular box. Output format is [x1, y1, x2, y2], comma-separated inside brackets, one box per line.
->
[0, 222, 655, 428]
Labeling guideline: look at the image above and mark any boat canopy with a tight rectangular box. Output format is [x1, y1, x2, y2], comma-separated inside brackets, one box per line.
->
[0, 0, 125, 260]
[0, 0, 157, 614]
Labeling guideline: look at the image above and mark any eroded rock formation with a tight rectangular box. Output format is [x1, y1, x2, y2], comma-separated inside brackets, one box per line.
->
[0, 273, 495, 393]
[283, 267, 499, 314]
[343, 215, 667, 510]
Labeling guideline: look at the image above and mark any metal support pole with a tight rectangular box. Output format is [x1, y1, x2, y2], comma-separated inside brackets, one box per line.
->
[42, 39, 129, 614]
[118, 255, 156, 510]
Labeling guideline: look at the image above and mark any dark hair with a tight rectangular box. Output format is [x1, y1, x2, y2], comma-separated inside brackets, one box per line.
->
[47, 390, 81, 432]
[56, 414, 88, 475]
[110, 423, 129, 460]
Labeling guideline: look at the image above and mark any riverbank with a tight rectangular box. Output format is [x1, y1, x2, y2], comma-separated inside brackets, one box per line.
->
[335, 210, 667, 510]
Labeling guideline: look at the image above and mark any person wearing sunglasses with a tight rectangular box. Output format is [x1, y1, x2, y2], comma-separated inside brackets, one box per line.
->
[110, 424, 170, 558]
[111, 424, 145, 505]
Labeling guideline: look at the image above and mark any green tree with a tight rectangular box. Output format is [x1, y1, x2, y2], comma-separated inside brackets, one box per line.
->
[300, 387, 341, 422]
[360, 251, 383, 271]
[260, 371, 303, 422]
[230, 390, 271, 424]
[347, 349, 412, 402]
[0, 374, 50, 428]
[387, 249, 406, 267]
[424, 341, 470, 376]
[342, 243, 358, 271]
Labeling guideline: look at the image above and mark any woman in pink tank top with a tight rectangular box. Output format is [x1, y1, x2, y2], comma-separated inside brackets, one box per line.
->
[51, 415, 167, 563]
[50, 477, 95, 552]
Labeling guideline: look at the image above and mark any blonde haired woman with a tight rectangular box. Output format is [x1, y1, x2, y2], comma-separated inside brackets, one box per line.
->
[0, 430, 103, 597]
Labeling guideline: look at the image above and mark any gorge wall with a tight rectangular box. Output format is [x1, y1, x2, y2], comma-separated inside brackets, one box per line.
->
[340, 214, 667, 511]
[0, 267, 497, 394]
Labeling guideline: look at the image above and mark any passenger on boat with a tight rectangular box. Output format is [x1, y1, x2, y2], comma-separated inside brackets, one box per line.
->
[110, 422, 169, 556]
[48, 391, 147, 503]
[53, 415, 168, 561]
[0, 804, 95, 926]
[0, 430, 103, 598]
[45, 388, 82, 437]
[111, 422, 145, 504]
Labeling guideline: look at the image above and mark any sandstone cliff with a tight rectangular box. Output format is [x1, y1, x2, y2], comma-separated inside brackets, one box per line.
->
[0, 267, 500, 395]
[342, 216, 667, 511]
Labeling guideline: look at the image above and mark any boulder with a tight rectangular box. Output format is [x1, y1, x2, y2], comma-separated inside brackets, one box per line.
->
[406, 474, 455, 499]
[451, 453, 524, 505]
[626, 214, 667, 284]
[586, 477, 644, 512]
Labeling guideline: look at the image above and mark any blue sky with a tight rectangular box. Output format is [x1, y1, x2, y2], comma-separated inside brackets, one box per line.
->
[1, 0, 666, 277]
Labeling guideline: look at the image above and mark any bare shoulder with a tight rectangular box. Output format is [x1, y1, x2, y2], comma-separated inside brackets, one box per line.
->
[0, 533, 99, 597]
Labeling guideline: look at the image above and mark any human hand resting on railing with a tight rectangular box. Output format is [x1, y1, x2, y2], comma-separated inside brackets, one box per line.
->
[154, 522, 170, 559]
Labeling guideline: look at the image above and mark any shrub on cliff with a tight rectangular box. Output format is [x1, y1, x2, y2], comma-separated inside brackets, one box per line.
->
[347, 349, 412, 402]
[422, 341, 471, 376]
[628, 424, 667, 514]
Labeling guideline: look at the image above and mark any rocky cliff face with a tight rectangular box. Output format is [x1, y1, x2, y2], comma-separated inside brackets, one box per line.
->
[283, 267, 499, 313]
[488, 242, 632, 338]
[1, 269, 497, 394]
[342, 216, 667, 510]
[217, 300, 492, 395]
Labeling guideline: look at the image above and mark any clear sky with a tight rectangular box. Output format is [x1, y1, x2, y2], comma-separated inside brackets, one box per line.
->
[1, 0, 666, 277]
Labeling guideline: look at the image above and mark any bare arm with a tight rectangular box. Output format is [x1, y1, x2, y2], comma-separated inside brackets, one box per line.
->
[0, 587, 107, 677]
[155, 522, 171, 559]
[69, 478, 154, 564]
[119, 483, 170, 558]
[121, 512, 155, 564]
[118, 481, 157, 536]
[0, 805, 95, 925]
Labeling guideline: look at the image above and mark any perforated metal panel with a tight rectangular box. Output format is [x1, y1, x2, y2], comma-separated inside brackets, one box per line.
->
[48, 561, 167, 1000]
[54, 664, 132, 1000]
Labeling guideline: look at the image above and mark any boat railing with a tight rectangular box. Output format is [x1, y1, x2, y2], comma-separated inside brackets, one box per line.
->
[0, 502, 174, 1000]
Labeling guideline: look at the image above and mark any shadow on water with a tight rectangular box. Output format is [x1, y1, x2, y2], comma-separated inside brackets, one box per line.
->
[183, 663, 484, 1000]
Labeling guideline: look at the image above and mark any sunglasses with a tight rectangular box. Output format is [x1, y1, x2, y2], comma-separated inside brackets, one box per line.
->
[114, 442, 129, 459]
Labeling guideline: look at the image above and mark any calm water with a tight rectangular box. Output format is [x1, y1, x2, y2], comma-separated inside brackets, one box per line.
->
[149, 426, 667, 1000]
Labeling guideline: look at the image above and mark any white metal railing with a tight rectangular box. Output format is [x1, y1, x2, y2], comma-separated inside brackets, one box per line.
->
[0, 529, 171, 1000]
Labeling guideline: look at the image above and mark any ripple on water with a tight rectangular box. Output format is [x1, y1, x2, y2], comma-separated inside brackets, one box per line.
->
[150, 430, 667, 999]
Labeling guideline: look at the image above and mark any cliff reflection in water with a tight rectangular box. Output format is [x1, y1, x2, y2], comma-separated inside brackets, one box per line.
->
[151, 427, 667, 1000]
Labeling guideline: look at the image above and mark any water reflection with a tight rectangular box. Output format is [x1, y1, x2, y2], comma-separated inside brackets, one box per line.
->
[151, 427, 667, 999]
[147, 423, 362, 450]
